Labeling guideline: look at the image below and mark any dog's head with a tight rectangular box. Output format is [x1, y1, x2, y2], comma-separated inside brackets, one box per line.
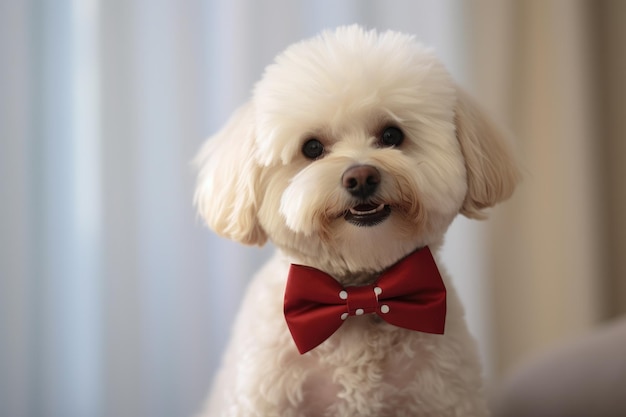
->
[195, 26, 519, 274]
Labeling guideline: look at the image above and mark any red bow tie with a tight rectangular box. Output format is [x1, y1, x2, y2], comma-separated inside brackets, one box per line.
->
[283, 247, 447, 354]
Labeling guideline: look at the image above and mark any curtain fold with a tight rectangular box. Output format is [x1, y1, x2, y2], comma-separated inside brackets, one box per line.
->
[597, 0, 626, 319]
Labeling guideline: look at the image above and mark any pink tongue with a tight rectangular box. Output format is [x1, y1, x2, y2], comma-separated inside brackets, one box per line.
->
[353, 204, 378, 212]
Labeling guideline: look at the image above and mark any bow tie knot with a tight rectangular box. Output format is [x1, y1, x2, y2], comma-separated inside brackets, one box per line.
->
[284, 247, 447, 354]
[340, 285, 384, 319]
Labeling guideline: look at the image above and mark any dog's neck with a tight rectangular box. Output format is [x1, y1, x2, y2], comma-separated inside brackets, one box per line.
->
[279, 242, 441, 287]
[334, 270, 380, 287]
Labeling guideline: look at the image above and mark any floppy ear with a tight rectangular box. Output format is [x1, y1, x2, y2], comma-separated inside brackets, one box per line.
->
[455, 88, 521, 219]
[194, 102, 267, 245]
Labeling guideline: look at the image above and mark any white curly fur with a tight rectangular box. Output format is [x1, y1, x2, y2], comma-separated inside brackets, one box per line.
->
[194, 25, 519, 417]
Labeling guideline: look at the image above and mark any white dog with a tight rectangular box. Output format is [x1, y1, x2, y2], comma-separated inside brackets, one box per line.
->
[194, 25, 519, 417]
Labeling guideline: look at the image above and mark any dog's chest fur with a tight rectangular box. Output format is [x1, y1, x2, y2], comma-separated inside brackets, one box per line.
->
[296, 318, 442, 416]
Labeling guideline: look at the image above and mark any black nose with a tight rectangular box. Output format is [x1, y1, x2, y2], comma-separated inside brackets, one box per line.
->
[341, 165, 381, 199]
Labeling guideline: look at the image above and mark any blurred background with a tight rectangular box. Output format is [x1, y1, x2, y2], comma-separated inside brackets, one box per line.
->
[1, 1, 624, 416]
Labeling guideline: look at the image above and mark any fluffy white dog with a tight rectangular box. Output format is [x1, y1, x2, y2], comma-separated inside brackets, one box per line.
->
[194, 25, 519, 417]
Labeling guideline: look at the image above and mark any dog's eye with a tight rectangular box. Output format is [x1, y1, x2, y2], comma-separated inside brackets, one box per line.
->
[302, 138, 324, 159]
[380, 126, 404, 147]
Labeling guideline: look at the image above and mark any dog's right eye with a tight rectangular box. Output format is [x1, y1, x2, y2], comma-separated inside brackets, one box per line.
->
[380, 126, 404, 147]
[302, 138, 324, 159]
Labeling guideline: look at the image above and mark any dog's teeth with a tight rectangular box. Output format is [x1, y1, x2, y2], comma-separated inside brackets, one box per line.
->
[349, 204, 385, 215]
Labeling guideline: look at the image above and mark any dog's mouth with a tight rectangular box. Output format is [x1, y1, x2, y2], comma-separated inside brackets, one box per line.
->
[344, 203, 391, 227]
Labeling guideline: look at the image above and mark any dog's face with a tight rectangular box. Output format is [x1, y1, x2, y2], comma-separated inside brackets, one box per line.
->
[195, 26, 519, 275]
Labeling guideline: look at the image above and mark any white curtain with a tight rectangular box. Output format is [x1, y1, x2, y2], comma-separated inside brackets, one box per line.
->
[2, 1, 496, 417]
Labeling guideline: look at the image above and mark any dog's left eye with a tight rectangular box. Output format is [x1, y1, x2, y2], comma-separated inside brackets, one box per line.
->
[380, 126, 404, 147]
[302, 138, 325, 159]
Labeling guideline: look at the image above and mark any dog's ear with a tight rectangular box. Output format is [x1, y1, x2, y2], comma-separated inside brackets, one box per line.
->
[194, 102, 267, 245]
[455, 88, 521, 219]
